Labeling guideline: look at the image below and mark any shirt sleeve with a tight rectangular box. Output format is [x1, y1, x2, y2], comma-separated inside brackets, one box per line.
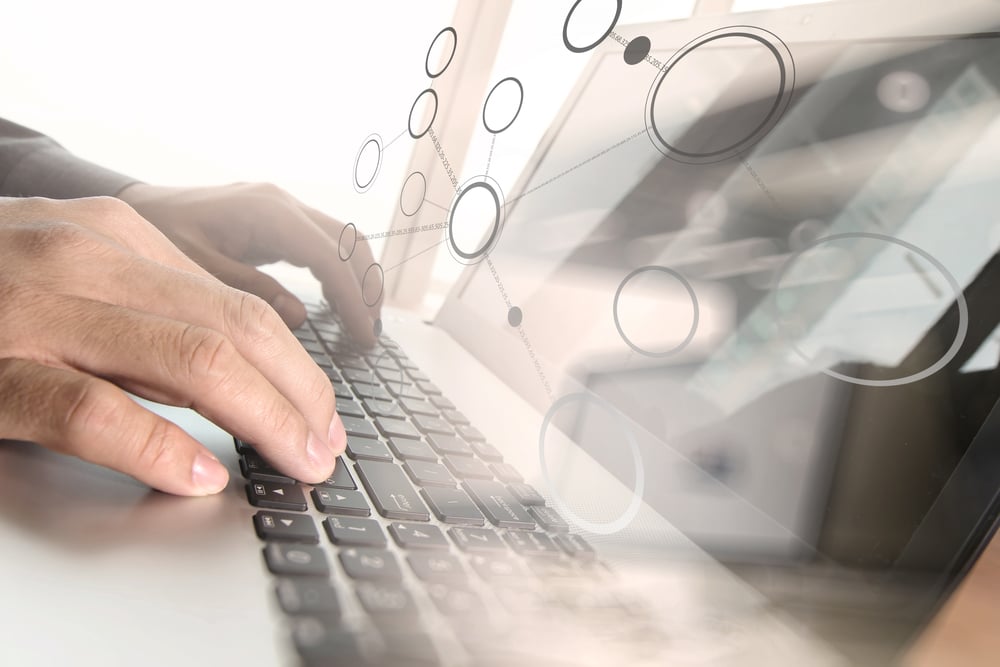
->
[0, 118, 140, 199]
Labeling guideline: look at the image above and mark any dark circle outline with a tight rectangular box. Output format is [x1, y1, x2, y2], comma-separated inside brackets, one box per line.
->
[338, 222, 358, 261]
[361, 263, 385, 308]
[399, 171, 427, 217]
[772, 232, 969, 388]
[425, 27, 458, 79]
[482, 77, 524, 134]
[408, 88, 439, 140]
[562, 0, 623, 54]
[623, 35, 651, 65]
[352, 134, 383, 193]
[644, 26, 795, 164]
[612, 266, 700, 358]
[447, 178, 503, 263]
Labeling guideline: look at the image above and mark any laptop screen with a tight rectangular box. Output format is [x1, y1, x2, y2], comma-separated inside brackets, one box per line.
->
[454, 30, 1000, 571]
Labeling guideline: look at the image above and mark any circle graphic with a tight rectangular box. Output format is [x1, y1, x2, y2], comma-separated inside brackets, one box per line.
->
[370, 351, 404, 395]
[613, 266, 700, 358]
[877, 70, 931, 113]
[408, 88, 439, 140]
[562, 0, 623, 54]
[539, 392, 645, 535]
[399, 171, 427, 217]
[338, 222, 358, 261]
[773, 233, 968, 388]
[352, 134, 383, 193]
[623, 36, 651, 65]
[482, 77, 524, 134]
[446, 176, 506, 265]
[373, 317, 383, 337]
[507, 306, 523, 327]
[362, 263, 385, 307]
[644, 26, 795, 164]
[425, 27, 457, 79]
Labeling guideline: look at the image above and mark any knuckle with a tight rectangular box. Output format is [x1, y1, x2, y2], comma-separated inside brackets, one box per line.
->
[79, 195, 136, 219]
[179, 325, 238, 389]
[229, 290, 283, 348]
[11, 220, 93, 258]
[60, 377, 122, 443]
[131, 417, 181, 474]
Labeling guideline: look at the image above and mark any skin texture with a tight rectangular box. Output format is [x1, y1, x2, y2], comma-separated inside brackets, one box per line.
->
[0, 189, 377, 496]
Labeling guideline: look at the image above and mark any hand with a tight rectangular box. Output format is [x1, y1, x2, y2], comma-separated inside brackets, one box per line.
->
[118, 182, 381, 347]
[0, 196, 347, 495]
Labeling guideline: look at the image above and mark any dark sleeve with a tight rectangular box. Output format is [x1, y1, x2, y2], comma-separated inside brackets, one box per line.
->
[0, 118, 140, 199]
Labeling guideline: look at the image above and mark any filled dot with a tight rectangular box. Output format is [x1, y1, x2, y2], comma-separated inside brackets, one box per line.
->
[507, 306, 523, 327]
[624, 36, 651, 65]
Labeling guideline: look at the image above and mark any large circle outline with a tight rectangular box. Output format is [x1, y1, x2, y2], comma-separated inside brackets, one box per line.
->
[425, 27, 457, 79]
[562, 0, 623, 54]
[338, 223, 358, 261]
[408, 88, 439, 140]
[773, 232, 969, 388]
[644, 26, 795, 164]
[539, 392, 645, 535]
[482, 77, 524, 134]
[612, 266, 700, 358]
[399, 171, 427, 217]
[361, 263, 385, 308]
[352, 134, 383, 193]
[446, 176, 506, 265]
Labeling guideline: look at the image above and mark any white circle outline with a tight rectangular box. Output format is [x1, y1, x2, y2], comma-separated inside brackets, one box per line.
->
[445, 175, 507, 266]
[612, 266, 700, 358]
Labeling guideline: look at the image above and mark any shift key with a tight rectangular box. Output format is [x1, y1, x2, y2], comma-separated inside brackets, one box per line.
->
[355, 460, 430, 521]
[462, 479, 535, 529]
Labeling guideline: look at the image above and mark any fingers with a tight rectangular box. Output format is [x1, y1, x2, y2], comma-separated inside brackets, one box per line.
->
[0, 358, 229, 496]
[303, 205, 379, 298]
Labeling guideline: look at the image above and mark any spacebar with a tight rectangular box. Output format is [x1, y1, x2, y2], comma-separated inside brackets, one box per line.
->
[355, 460, 430, 521]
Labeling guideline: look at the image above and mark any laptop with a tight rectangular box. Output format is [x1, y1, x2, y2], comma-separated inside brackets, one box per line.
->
[3, 0, 1000, 664]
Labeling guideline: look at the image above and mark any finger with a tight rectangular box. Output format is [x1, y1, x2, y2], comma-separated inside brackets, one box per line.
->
[0, 358, 229, 496]
[302, 205, 379, 300]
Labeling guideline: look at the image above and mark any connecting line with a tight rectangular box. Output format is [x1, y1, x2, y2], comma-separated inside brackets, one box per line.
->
[422, 198, 451, 214]
[740, 158, 788, 220]
[484, 134, 497, 179]
[426, 128, 459, 192]
[383, 128, 407, 150]
[360, 222, 447, 242]
[508, 127, 648, 205]
[383, 238, 446, 274]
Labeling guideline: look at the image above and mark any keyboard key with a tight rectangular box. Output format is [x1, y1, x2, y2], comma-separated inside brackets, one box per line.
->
[427, 433, 473, 457]
[253, 511, 319, 543]
[324, 516, 386, 548]
[263, 543, 329, 577]
[444, 455, 493, 480]
[276, 578, 340, 615]
[405, 368, 430, 382]
[311, 488, 371, 516]
[407, 552, 466, 582]
[490, 462, 522, 483]
[374, 416, 422, 440]
[323, 367, 343, 384]
[463, 479, 535, 530]
[375, 366, 411, 386]
[455, 424, 486, 442]
[400, 397, 438, 416]
[362, 398, 407, 419]
[355, 460, 430, 521]
[553, 534, 596, 560]
[403, 460, 456, 488]
[356, 582, 415, 616]
[472, 441, 503, 462]
[388, 522, 448, 550]
[351, 382, 392, 402]
[309, 352, 334, 370]
[312, 458, 356, 490]
[416, 380, 442, 396]
[335, 398, 366, 418]
[441, 409, 469, 425]
[529, 506, 569, 532]
[390, 382, 426, 401]
[425, 582, 484, 616]
[331, 354, 368, 371]
[234, 437, 255, 455]
[240, 452, 294, 484]
[343, 367, 377, 384]
[421, 486, 486, 526]
[430, 395, 455, 410]
[246, 481, 307, 512]
[508, 482, 545, 506]
[388, 437, 437, 461]
[341, 416, 379, 439]
[299, 339, 325, 355]
[331, 381, 353, 400]
[413, 414, 454, 435]
[504, 530, 561, 557]
[339, 548, 402, 581]
[397, 357, 419, 370]
[293, 325, 318, 342]
[345, 435, 392, 461]
[294, 621, 363, 667]
[449, 527, 507, 552]
[468, 554, 526, 580]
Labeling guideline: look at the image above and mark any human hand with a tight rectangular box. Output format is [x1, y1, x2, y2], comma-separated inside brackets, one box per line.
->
[0, 196, 346, 496]
[118, 182, 380, 347]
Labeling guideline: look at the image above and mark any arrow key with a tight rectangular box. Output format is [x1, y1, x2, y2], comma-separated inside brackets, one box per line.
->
[246, 481, 307, 512]
[253, 511, 318, 543]
[324, 516, 386, 548]
[449, 527, 507, 552]
[311, 488, 371, 517]
[421, 486, 485, 526]
[388, 522, 448, 550]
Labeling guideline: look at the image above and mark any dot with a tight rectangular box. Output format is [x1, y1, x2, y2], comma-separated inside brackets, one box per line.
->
[623, 36, 650, 65]
[507, 306, 522, 327]
[373, 318, 383, 336]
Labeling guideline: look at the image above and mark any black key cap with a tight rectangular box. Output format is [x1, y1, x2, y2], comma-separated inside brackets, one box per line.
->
[345, 435, 392, 461]
[388, 437, 437, 461]
[234, 437, 256, 455]
[472, 441, 503, 462]
[553, 534, 597, 560]
[240, 452, 294, 484]
[530, 505, 569, 532]
[312, 458, 356, 490]
[331, 382, 353, 400]
[332, 355, 368, 372]
[343, 367, 377, 384]
[490, 462, 522, 483]
[504, 530, 561, 556]
[363, 398, 407, 419]
[400, 397, 438, 416]
[324, 516, 386, 547]
[462, 479, 535, 530]
[455, 424, 486, 442]
[355, 460, 430, 521]
[341, 415, 379, 439]
[356, 582, 415, 616]
[339, 548, 402, 581]
[441, 409, 469, 425]
[421, 487, 486, 526]
[309, 352, 334, 369]
[300, 339, 325, 355]
[311, 488, 371, 516]
[323, 367, 343, 384]
[247, 481, 307, 512]
[276, 578, 340, 615]
[468, 554, 527, 580]
[334, 398, 366, 418]
[374, 416, 422, 440]
[351, 382, 392, 402]
[412, 414, 454, 435]
[449, 527, 507, 552]
[403, 460, 456, 487]
[389, 382, 425, 401]
[293, 325, 318, 342]
[425, 583, 484, 617]
[407, 553, 466, 582]
[375, 366, 410, 386]
[254, 511, 319, 543]
[416, 380, 442, 396]
[444, 455, 493, 480]
[263, 543, 329, 577]
[508, 482, 545, 506]
[427, 433, 473, 457]
[293, 619, 364, 666]
[388, 522, 448, 549]
[430, 395, 455, 410]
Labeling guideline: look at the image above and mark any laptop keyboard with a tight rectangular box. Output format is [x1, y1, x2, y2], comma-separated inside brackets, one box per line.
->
[238, 305, 638, 666]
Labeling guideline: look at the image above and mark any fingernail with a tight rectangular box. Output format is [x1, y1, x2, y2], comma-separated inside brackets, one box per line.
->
[328, 412, 347, 455]
[271, 294, 305, 327]
[191, 452, 229, 494]
[306, 430, 336, 474]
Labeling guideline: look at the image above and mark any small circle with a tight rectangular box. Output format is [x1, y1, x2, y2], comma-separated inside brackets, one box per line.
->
[877, 70, 931, 113]
[425, 27, 457, 79]
[338, 223, 358, 261]
[562, 0, 623, 54]
[623, 36, 651, 65]
[482, 77, 524, 134]
[612, 266, 700, 358]
[408, 88, 439, 140]
[352, 134, 383, 193]
[399, 171, 427, 217]
[539, 392, 644, 535]
[362, 263, 385, 307]
[373, 318, 383, 336]
[446, 176, 506, 265]
[507, 306, 522, 327]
